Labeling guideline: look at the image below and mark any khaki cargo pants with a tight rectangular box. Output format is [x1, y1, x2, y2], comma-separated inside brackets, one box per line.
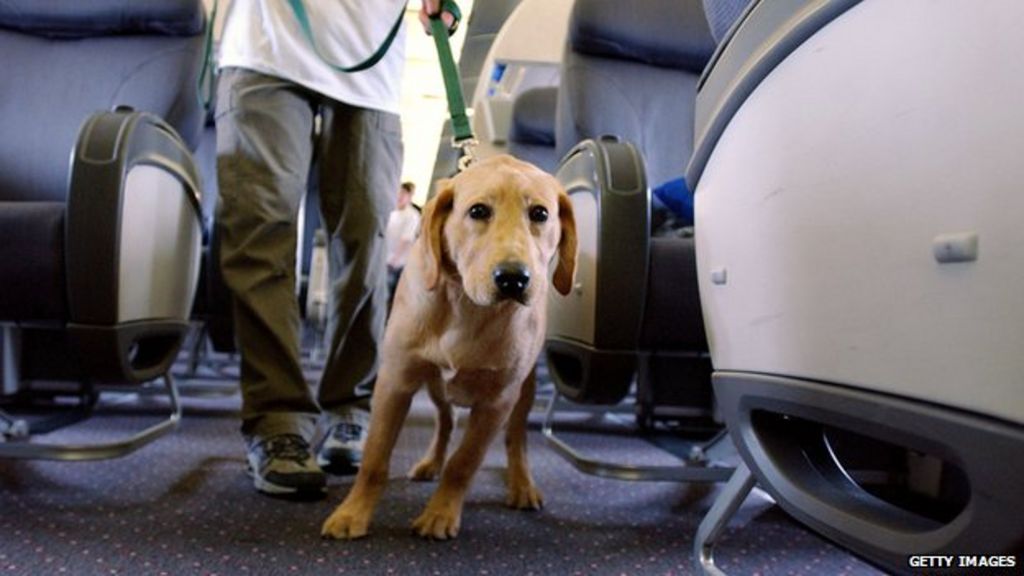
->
[215, 67, 403, 442]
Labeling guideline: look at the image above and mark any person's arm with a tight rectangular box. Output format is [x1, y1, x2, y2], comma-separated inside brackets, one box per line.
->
[418, 0, 459, 35]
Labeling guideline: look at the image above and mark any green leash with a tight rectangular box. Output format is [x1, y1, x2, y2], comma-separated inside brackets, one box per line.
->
[196, 0, 219, 113]
[428, 6, 477, 171]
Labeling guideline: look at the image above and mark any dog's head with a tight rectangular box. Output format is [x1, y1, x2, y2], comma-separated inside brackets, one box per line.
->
[420, 155, 577, 307]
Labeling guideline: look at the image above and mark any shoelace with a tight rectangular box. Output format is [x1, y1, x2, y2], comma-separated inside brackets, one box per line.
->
[331, 422, 364, 443]
[262, 434, 312, 466]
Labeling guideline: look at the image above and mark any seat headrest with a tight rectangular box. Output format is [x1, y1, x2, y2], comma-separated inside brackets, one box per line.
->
[0, 0, 205, 38]
[569, 0, 716, 73]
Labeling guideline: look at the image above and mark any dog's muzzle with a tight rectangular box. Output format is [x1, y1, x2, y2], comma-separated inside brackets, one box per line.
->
[493, 261, 530, 303]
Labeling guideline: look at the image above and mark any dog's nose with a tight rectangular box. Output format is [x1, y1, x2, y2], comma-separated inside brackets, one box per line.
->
[493, 261, 531, 301]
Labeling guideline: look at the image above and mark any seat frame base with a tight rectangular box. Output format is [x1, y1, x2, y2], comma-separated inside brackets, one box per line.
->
[0, 373, 181, 461]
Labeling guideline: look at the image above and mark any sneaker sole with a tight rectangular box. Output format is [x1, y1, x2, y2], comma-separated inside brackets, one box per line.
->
[246, 465, 327, 499]
[316, 453, 361, 476]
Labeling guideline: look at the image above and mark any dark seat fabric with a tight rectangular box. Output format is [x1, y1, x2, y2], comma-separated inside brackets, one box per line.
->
[0, 203, 66, 322]
[511, 87, 557, 146]
[0, 5, 206, 204]
[0, 0, 204, 38]
[569, 0, 716, 72]
[640, 237, 706, 349]
[508, 86, 559, 173]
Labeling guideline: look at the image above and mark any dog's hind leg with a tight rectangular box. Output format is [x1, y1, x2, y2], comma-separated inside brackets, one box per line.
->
[408, 381, 455, 481]
[504, 368, 543, 510]
[322, 367, 416, 540]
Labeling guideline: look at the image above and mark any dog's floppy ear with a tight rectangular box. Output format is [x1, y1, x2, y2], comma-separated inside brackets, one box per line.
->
[421, 179, 455, 290]
[552, 191, 577, 296]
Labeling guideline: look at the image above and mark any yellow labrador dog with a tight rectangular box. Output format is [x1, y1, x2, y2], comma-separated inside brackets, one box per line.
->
[322, 154, 576, 540]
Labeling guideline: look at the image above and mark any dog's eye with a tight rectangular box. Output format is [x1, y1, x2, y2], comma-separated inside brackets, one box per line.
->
[468, 203, 492, 221]
[529, 205, 549, 223]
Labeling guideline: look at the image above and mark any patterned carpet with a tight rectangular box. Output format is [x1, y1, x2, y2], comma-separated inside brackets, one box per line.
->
[0, 350, 885, 575]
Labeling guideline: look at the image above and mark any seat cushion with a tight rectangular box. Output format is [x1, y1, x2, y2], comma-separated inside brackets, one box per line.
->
[0, 202, 67, 322]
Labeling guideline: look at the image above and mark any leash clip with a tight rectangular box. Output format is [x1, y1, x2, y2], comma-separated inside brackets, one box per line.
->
[453, 137, 479, 172]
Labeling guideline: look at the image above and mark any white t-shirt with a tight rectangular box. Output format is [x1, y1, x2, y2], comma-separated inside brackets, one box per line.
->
[218, 0, 407, 114]
[385, 205, 420, 269]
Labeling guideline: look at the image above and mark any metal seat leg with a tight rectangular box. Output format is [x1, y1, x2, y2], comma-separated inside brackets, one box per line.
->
[0, 373, 182, 461]
[541, 391, 735, 482]
[694, 462, 757, 576]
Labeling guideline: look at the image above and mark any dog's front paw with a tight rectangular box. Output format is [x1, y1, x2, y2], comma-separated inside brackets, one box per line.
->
[321, 503, 372, 540]
[506, 480, 543, 510]
[412, 504, 462, 540]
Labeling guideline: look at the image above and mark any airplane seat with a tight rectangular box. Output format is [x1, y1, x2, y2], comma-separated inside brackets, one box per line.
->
[691, 0, 1024, 572]
[545, 0, 718, 425]
[0, 0, 206, 459]
[553, 0, 716, 185]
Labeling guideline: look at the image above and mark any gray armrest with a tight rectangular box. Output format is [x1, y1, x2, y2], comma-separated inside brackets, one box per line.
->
[65, 108, 203, 383]
[545, 137, 649, 404]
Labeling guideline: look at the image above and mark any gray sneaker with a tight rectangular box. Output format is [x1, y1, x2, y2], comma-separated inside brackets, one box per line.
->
[317, 410, 369, 475]
[247, 434, 327, 499]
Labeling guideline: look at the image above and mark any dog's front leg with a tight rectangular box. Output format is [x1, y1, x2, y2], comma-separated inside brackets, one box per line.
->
[505, 369, 543, 510]
[412, 399, 514, 540]
[408, 381, 455, 481]
[322, 370, 414, 540]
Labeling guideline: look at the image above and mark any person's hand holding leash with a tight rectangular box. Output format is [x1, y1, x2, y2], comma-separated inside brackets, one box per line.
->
[419, 0, 459, 35]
